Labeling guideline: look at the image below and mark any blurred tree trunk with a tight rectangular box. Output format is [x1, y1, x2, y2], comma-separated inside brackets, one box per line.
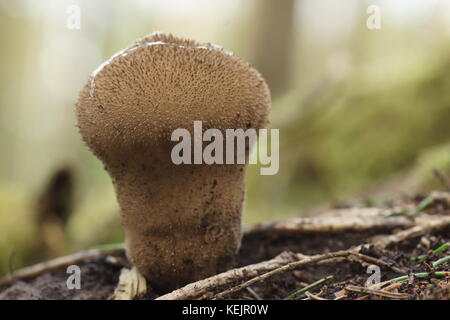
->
[250, 0, 296, 98]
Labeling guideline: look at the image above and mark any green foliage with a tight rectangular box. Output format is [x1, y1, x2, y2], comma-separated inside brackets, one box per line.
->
[246, 59, 450, 221]
[66, 186, 123, 250]
[0, 186, 38, 275]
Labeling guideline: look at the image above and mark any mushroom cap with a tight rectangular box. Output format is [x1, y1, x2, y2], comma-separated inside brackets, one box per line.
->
[76, 33, 271, 158]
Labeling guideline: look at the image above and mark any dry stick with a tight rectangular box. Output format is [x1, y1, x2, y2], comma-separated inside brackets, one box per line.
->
[319, 250, 407, 274]
[373, 216, 450, 249]
[383, 282, 403, 291]
[338, 279, 404, 300]
[349, 251, 407, 274]
[213, 250, 405, 300]
[158, 248, 406, 300]
[243, 215, 414, 235]
[310, 250, 406, 274]
[345, 285, 409, 300]
[156, 251, 303, 300]
[212, 251, 350, 300]
[363, 281, 404, 299]
[0, 245, 125, 289]
[364, 271, 449, 298]
[368, 280, 393, 290]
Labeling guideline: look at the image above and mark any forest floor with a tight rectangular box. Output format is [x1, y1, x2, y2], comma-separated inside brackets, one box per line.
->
[0, 191, 449, 300]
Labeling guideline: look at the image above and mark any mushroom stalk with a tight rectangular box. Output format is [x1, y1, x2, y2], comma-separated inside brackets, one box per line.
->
[76, 32, 270, 291]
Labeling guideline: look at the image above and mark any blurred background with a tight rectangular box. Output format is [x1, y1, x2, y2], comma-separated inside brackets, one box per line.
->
[1, 0, 450, 275]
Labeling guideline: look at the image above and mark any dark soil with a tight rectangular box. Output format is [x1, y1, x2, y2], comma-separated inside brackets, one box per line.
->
[236, 226, 450, 300]
[1, 194, 449, 300]
[0, 256, 125, 300]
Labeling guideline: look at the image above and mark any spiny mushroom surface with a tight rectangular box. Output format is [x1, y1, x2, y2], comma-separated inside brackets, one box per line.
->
[76, 32, 270, 291]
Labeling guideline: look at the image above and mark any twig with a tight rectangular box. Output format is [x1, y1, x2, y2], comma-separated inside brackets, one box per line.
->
[368, 280, 392, 290]
[340, 279, 403, 299]
[383, 282, 403, 291]
[213, 252, 348, 300]
[349, 251, 407, 274]
[162, 202, 447, 300]
[157, 251, 303, 300]
[159, 248, 405, 300]
[345, 285, 408, 299]
[244, 214, 413, 236]
[212, 250, 404, 300]
[373, 216, 450, 248]
[284, 275, 333, 300]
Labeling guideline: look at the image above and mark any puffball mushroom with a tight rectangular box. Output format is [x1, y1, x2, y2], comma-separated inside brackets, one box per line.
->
[76, 32, 270, 291]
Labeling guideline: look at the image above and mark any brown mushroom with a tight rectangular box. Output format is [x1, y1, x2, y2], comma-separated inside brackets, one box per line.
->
[76, 32, 270, 291]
